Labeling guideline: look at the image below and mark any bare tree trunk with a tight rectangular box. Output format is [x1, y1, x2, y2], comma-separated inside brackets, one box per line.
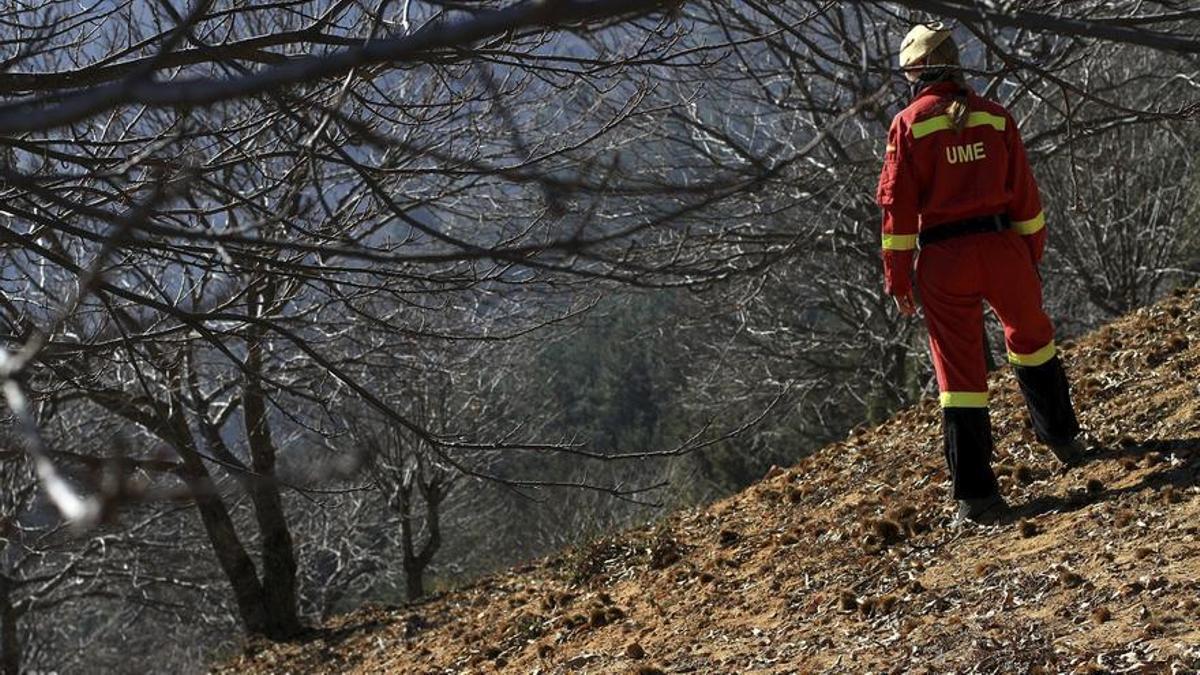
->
[399, 479, 444, 602]
[174, 448, 274, 634]
[0, 574, 20, 675]
[88, 387, 277, 636]
[869, 338, 910, 424]
[396, 485, 421, 600]
[402, 557, 425, 602]
[166, 398, 275, 636]
[243, 327, 301, 638]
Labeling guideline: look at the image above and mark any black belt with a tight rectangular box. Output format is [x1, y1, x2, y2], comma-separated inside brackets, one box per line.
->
[918, 213, 1011, 248]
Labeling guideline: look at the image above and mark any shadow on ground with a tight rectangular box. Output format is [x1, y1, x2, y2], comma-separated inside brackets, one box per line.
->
[1013, 436, 1200, 520]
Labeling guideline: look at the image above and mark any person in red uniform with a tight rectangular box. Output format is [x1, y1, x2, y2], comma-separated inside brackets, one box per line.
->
[876, 23, 1085, 525]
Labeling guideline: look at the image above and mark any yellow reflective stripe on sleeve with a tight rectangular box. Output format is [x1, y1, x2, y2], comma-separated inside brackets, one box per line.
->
[882, 233, 918, 251]
[1008, 341, 1056, 367]
[910, 111, 1008, 139]
[939, 391, 989, 408]
[1013, 211, 1045, 235]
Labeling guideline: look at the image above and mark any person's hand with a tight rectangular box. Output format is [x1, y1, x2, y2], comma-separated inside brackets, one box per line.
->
[892, 291, 917, 316]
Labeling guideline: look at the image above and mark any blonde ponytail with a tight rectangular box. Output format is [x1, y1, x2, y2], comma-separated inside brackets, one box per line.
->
[946, 91, 969, 133]
[926, 38, 969, 132]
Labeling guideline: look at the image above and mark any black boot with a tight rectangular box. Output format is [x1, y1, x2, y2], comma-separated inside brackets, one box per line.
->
[955, 493, 1011, 526]
[1013, 355, 1080, 448]
[1047, 436, 1087, 468]
[943, 407, 999, 499]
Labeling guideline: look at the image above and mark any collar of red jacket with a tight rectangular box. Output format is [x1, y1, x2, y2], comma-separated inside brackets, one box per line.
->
[914, 80, 970, 101]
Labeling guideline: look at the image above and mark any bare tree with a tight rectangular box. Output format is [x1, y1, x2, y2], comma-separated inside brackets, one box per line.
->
[341, 342, 518, 601]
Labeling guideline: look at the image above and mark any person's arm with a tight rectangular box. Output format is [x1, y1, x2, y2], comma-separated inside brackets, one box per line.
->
[1005, 113, 1047, 264]
[877, 117, 919, 308]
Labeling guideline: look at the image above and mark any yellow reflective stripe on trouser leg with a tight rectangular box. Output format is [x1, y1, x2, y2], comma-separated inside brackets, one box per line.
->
[882, 233, 917, 251]
[1008, 341, 1056, 367]
[940, 392, 989, 408]
[1013, 212, 1045, 235]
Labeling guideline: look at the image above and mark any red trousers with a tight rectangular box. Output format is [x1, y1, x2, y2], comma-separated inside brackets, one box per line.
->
[917, 229, 1055, 401]
[917, 229, 1078, 499]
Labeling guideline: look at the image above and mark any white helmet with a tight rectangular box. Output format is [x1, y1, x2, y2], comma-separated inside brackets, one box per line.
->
[899, 22, 953, 70]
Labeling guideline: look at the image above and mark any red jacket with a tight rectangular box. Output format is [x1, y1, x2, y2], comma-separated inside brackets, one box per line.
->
[876, 81, 1047, 295]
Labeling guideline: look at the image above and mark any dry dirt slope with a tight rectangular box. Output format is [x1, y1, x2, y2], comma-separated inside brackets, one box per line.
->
[220, 289, 1200, 674]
